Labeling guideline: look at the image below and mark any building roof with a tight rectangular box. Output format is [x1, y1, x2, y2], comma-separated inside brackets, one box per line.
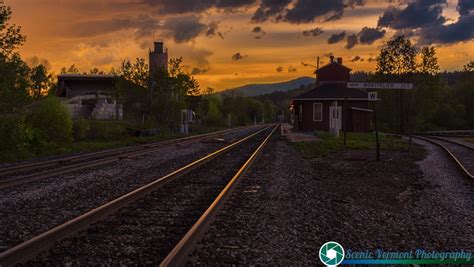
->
[314, 61, 352, 74]
[58, 74, 116, 81]
[292, 83, 368, 100]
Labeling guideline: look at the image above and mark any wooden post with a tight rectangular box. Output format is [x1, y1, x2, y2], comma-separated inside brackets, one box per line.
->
[373, 101, 380, 161]
[400, 90, 404, 133]
[343, 97, 347, 147]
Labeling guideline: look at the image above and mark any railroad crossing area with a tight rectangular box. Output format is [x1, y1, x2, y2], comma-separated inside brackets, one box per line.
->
[0, 125, 473, 265]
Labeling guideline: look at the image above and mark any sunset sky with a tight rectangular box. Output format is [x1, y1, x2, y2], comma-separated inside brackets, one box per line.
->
[8, 0, 474, 91]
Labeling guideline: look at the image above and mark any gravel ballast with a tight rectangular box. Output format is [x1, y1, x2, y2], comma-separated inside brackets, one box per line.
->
[27, 128, 273, 265]
[0, 127, 261, 252]
[190, 134, 474, 265]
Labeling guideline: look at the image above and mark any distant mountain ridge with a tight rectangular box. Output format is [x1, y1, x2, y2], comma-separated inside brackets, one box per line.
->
[220, 76, 315, 97]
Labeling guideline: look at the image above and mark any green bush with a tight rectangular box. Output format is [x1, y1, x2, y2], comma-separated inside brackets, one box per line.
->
[87, 120, 128, 140]
[0, 116, 35, 159]
[27, 96, 73, 144]
[73, 119, 90, 141]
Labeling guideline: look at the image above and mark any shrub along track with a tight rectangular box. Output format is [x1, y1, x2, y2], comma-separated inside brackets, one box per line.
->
[0, 125, 277, 266]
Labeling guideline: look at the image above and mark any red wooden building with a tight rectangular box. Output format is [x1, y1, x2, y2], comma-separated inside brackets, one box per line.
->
[291, 57, 371, 132]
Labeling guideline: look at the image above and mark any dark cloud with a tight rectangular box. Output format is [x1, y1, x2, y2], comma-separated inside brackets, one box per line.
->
[457, 0, 474, 16]
[191, 67, 209, 75]
[143, 0, 257, 14]
[358, 27, 386, 45]
[66, 15, 160, 38]
[252, 26, 264, 34]
[161, 15, 222, 43]
[206, 21, 224, 39]
[345, 34, 358, 49]
[232, 52, 246, 61]
[251, 0, 291, 23]
[378, 0, 446, 30]
[189, 48, 213, 66]
[418, 14, 474, 45]
[302, 27, 324, 37]
[252, 26, 266, 39]
[368, 57, 376, 62]
[144, 0, 216, 14]
[285, 0, 365, 24]
[288, 66, 297, 72]
[215, 0, 257, 10]
[276, 66, 283, 72]
[350, 55, 361, 62]
[327, 31, 346, 44]
[417, 0, 474, 45]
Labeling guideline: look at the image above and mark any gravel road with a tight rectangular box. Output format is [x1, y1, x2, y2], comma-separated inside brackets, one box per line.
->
[27, 128, 273, 265]
[190, 134, 474, 265]
[0, 127, 261, 252]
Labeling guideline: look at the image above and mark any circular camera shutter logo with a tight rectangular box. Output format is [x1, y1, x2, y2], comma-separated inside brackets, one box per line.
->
[319, 241, 344, 266]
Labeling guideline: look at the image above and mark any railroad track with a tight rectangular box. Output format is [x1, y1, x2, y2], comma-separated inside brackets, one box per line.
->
[412, 135, 474, 179]
[0, 125, 260, 189]
[421, 130, 474, 138]
[0, 125, 278, 266]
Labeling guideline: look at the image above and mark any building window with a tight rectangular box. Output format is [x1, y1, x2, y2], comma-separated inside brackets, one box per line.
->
[313, 103, 322, 121]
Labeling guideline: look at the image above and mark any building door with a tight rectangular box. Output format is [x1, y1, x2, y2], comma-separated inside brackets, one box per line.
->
[329, 106, 342, 131]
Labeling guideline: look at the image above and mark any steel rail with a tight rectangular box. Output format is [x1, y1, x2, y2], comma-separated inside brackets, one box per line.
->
[424, 135, 474, 150]
[0, 125, 255, 176]
[0, 126, 261, 189]
[413, 135, 474, 179]
[0, 126, 271, 267]
[160, 125, 279, 267]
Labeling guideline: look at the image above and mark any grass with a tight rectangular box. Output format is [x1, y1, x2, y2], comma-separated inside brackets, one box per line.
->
[0, 124, 230, 163]
[292, 131, 410, 158]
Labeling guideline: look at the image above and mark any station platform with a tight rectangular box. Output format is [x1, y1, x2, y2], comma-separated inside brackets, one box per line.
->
[280, 123, 320, 142]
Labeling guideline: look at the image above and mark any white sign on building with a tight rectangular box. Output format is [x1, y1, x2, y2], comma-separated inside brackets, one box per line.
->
[347, 82, 413, 90]
[368, 92, 378, 101]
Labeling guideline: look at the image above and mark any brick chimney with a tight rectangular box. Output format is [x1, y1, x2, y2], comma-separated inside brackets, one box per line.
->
[336, 57, 343, 64]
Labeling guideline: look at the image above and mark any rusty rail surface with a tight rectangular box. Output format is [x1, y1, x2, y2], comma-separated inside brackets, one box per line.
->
[413, 135, 474, 179]
[160, 125, 279, 267]
[0, 126, 272, 266]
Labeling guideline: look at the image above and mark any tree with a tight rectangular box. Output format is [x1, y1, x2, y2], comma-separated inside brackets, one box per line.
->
[463, 61, 474, 72]
[29, 64, 53, 99]
[376, 35, 417, 76]
[0, 53, 30, 113]
[418, 46, 440, 75]
[0, 1, 30, 113]
[60, 64, 80, 74]
[376, 36, 417, 132]
[89, 67, 105, 75]
[119, 58, 149, 87]
[410, 47, 442, 130]
[0, 1, 25, 56]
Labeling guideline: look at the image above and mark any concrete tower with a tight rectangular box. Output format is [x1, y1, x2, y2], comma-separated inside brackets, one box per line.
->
[149, 41, 168, 76]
